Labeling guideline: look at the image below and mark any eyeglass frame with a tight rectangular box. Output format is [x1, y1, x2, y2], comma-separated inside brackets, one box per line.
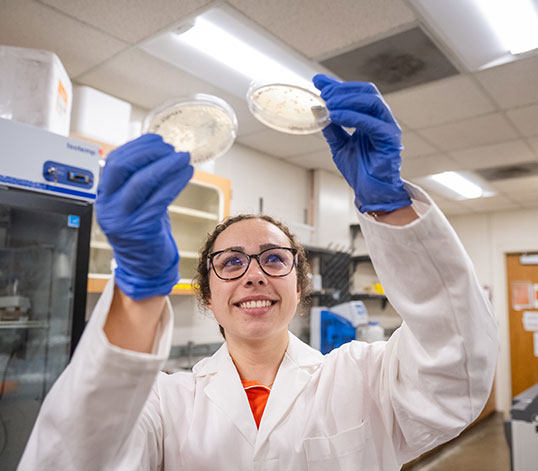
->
[207, 246, 298, 281]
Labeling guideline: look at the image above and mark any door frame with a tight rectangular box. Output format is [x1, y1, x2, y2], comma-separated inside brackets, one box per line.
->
[493, 239, 538, 415]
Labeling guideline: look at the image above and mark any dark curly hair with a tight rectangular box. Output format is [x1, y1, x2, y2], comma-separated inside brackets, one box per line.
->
[193, 214, 311, 317]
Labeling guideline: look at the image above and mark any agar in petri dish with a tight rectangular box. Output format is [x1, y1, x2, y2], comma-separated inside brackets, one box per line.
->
[246, 81, 330, 135]
[143, 94, 238, 164]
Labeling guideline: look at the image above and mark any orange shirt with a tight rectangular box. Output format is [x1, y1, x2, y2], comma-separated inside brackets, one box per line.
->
[241, 380, 271, 429]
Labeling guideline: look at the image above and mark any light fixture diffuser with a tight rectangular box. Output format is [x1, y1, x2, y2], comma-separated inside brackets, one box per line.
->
[408, 0, 538, 70]
[139, 5, 326, 99]
[415, 171, 496, 200]
[430, 171, 483, 199]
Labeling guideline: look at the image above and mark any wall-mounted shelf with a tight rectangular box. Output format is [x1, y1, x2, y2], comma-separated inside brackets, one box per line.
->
[0, 320, 49, 329]
[87, 275, 198, 295]
[351, 254, 371, 263]
[351, 292, 388, 309]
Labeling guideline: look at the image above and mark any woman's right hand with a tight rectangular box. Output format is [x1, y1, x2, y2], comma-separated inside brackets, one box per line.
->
[96, 134, 193, 300]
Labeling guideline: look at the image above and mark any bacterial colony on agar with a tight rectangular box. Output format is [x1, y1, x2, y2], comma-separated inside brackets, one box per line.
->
[246, 82, 330, 135]
[144, 95, 238, 164]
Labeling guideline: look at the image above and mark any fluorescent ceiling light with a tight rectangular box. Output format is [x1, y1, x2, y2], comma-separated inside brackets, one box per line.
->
[174, 17, 309, 87]
[139, 5, 325, 99]
[430, 171, 484, 199]
[408, 0, 538, 70]
[415, 171, 496, 200]
[474, 0, 538, 54]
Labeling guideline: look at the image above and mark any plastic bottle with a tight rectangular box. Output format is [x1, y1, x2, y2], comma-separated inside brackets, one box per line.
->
[366, 321, 385, 342]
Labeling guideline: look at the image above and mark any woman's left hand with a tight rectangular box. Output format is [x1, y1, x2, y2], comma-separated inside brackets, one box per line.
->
[313, 74, 411, 213]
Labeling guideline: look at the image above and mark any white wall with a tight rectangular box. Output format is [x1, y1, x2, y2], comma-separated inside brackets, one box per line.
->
[312, 169, 358, 249]
[214, 143, 310, 225]
[448, 207, 538, 415]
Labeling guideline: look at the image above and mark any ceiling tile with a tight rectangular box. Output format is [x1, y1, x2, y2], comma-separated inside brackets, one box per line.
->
[417, 113, 518, 152]
[427, 198, 474, 216]
[506, 103, 538, 138]
[40, 0, 212, 43]
[529, 137, 538, 156]
[0, 0, 127, 77]
[401, 131, 438, 158]
[520, 201, 538, 209]
[236, 129, 327, 158]
[462, 195, 521, 213]
[227, 0, 416, 59]
[489, 174, 538, 193]
[75, 48, 267, 136]
[425, 193, 476, 216]
[508, 188, 538, 206]
[401, 153, 460, 179]
[75, 48, 221, 109]
[386, 75, 496, 129]
[449, 140, 538, 170]
[284, 149, 337, 173]
[214, 92, 268, 138]
[476, 55, 538, 109]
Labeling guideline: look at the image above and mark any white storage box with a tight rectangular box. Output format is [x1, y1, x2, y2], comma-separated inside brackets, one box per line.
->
[0, 45, 72, 136]
[71, 85, 132, 145]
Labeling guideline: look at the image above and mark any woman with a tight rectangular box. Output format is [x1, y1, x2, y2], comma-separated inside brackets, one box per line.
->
[19, 75, 498, 470]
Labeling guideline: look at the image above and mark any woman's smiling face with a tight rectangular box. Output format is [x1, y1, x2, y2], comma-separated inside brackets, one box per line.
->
[207, 218, 301, 344]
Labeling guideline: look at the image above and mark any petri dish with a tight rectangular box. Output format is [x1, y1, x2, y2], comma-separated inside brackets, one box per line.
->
[143, 94, 238, 164]
[246, 81, 330, 135]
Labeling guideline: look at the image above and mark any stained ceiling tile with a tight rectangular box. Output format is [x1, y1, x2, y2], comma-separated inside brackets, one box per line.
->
[40, 0, 212, 43]
[237, 129, 327, 158]
[0, 0, 127, 77]
[386, 75, 496, 129]
[449, 140, 538, 170]
[227, 0, 416, 59]
[417, 113, 518, 152]
[320, 27, 459, 94]
[506, 103, 538, 138]
[476, 55, 538, 109]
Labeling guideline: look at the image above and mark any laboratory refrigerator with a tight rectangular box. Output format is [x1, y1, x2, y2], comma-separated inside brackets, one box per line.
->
[0, 117, 101, 469]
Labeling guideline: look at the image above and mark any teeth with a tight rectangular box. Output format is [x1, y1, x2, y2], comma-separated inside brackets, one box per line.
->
[239, 300, 272, 309]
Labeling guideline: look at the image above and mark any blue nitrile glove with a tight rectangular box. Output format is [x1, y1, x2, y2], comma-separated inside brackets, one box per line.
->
[95, 133, 194, 300]
[313, 74, 412, 213]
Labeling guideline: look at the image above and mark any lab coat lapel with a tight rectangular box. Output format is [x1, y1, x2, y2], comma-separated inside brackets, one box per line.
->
[254, 333, 322, 454]
[194, 343, 258, 448]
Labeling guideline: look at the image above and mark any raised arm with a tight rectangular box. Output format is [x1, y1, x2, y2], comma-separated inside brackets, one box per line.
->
[314, 74, 497, 463]
[358, 185, 498, 463]
[97, 134, 193, 351]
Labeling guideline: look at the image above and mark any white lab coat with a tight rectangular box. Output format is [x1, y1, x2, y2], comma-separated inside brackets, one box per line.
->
[18, 184, 498, 471]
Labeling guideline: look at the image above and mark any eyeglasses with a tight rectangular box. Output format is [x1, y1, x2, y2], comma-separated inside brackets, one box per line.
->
[208, 247, 298, 280]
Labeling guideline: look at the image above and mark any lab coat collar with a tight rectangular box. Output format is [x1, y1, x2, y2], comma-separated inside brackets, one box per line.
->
[191, 333, 323, 453]
[191, 332, 322, 377]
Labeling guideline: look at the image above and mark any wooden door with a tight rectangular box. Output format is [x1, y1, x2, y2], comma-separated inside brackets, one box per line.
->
[506, 253, 538, 396]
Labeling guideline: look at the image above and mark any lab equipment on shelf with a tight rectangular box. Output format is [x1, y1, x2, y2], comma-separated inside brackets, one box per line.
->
[310, 301, 368, 354]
